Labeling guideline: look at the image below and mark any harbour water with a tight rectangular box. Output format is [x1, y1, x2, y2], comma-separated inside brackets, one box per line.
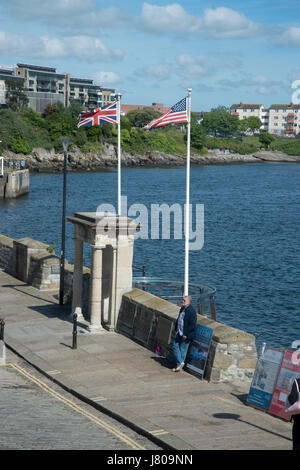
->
[0, 162, 299, 349]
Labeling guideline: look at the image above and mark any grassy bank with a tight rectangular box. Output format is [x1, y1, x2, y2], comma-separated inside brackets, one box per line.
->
[1, 104, 300, 157]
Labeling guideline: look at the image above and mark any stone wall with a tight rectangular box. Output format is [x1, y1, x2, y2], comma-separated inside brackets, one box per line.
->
[0, 170, 29, 199]
[0, 234, 90, 309]
[0, 235, 14, 272]
[117, 288, 257, 384]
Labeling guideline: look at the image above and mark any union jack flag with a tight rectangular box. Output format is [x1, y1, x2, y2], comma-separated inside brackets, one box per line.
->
[77, 101, 118, 128]
[143, 98, 188, 130]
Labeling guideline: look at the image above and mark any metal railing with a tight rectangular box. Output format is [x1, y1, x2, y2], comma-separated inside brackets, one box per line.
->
[132, 276, 217, 320]
[3, 159, 28, 171]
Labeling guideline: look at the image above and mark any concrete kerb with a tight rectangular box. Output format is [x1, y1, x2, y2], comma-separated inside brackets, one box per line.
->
[4, 335, 196, 451]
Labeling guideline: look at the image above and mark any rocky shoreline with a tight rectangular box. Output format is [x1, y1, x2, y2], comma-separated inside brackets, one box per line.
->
[2, 144, 300, 173]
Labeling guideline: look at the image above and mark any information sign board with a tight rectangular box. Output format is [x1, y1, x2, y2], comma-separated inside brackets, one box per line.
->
[185, 324, 213, 379]
[269, 349, 300, 420]
[247, 347, 284, 411]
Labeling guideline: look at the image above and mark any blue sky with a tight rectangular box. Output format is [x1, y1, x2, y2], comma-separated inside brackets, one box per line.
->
[0, 0, 300, 110]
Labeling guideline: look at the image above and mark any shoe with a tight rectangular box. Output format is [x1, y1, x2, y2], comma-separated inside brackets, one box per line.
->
[172, 365, 182, 372]
[180, 362, 185, 370]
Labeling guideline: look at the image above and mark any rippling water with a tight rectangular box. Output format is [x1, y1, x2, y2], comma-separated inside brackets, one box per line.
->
[1, 162, 299, 350]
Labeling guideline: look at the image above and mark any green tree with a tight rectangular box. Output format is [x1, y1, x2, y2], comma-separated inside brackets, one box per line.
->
[65, 99, 84, 119]
[246, 116, 262, 134]
[185, 123, 206, 150]
[201, 107, 239, 137]
[126, 108, 161, 128]
[237, 119, 250, 133]
[21, 108, 45, 129]
[259, 132, 275, 149]
[5, 79, 28, 112]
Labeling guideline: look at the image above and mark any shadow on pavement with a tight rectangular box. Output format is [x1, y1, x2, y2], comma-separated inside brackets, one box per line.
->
[213, 413, 292, 442]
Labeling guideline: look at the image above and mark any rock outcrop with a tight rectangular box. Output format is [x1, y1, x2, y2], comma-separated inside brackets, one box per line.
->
[2, 145, 300, 172]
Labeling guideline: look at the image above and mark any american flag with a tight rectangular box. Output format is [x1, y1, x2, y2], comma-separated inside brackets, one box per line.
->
[77, 101, 118, 128]
[143, 97, 188, 130]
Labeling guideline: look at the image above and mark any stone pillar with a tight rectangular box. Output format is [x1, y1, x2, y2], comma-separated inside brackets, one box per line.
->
[107, 246, 118, 331]
[113, 232, 134, 327]
[71, 237, 84, 320]
[88, 245, 105, 333]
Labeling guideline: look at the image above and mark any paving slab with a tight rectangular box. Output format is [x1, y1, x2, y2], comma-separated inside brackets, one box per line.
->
[0, 268, 293, 450]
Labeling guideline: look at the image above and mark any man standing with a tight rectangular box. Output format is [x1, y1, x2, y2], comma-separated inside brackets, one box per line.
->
[172, 295, 197, 372]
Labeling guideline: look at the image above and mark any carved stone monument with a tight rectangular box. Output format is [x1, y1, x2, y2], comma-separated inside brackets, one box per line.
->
[67, 212, 138, 332]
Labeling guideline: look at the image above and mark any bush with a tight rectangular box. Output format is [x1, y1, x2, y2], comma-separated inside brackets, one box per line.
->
[205, 136, 258, 154]
[271, 138, 300, 155]
[10, 135, 32, 154]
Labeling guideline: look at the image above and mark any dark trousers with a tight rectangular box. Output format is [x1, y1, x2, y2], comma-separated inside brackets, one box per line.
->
[293, 417, 300, 450]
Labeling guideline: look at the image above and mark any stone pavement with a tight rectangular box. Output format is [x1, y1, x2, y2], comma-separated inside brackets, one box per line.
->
[0, 351, 160, 450]
[0, 269, 293, 450]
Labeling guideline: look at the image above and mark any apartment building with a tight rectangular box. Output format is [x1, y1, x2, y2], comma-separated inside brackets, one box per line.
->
[230, 103, 269, 131]
[0, 63, 117, 113]
[0, 68, 25, 106]
[230, 102, 300, 137]
[268, 104, 300, 137]
[15, 63, 69, 111]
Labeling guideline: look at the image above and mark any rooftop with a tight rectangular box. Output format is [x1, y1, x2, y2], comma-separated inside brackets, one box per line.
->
[17, 63, 57, 73]
[230, 103, 263, 109]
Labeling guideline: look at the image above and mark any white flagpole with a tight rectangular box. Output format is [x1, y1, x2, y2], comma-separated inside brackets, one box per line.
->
[184, 88, 192, 297]
[117, 93, 122, 216]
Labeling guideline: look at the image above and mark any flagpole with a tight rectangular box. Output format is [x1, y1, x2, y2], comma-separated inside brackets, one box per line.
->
[184, 88, 192, 297]
[117, 93, 122, 216]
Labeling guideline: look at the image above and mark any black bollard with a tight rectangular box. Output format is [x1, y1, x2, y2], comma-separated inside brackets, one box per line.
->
[0, 319, 5, 341]
[72, 313, 77, 350]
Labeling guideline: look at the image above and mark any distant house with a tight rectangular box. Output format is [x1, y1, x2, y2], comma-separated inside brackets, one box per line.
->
[230, 101, 300, 137]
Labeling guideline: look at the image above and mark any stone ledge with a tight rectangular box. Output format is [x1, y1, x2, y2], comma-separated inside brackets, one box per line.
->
[118, 289, 257, 384]
[0, 234, 14, 248]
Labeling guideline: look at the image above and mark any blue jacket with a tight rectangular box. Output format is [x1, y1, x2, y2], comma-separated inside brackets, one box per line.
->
[175, 304, 197, 341]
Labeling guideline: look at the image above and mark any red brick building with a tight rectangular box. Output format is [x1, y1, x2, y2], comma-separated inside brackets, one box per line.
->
[121, 102, 168, 115]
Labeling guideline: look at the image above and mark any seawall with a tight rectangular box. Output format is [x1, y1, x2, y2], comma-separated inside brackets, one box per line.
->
[0, 169, 30, 199]
[0, 233, 258, 384]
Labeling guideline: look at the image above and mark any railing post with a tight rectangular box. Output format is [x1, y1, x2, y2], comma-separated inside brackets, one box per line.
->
[72, 313, 77, 350]
[210, 295, 217, 321]
[142, 265, 146, 290]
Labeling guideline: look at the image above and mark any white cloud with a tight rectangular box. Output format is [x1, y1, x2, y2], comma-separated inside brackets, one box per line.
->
[2, 0, 134, 32]
[0, 30, 124, 62]
[140, 3, 197, 34]
[136, 63, 171, 80]
[218, 74, 283, 95]
[93, 71, 121, 85]
[176, 54, 207, 79]
[200, 7, 262, 39]
[273, 27, 300, 47]
[3, 0, 96, 20]
[175, 53, 243, 81]
[140, 3, 263, 38]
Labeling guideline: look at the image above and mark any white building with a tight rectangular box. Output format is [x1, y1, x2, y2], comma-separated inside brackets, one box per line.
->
[268, 104, 300, 137]
[230, 102, 300, 137]
[229, 103, 268, 131]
